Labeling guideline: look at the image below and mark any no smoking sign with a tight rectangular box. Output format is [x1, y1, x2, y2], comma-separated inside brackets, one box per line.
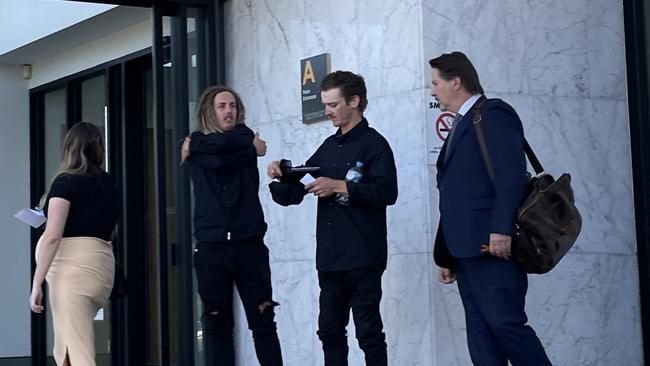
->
[435, 112, 455, 141]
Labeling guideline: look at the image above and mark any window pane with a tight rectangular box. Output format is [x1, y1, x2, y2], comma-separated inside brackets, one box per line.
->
[81, 73, 112, 365]
[43, 87, 67, 361]
[43, 88, 67, 185]
[188, 7, 206, 365]
[81, 74, 108, 170]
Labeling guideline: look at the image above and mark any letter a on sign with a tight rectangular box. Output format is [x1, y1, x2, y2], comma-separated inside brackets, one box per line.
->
[301, 53, 330, 124]
[302, 60, 316, 86]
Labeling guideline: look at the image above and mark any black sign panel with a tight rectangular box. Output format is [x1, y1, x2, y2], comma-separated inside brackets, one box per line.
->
[301, 53, 331, 124]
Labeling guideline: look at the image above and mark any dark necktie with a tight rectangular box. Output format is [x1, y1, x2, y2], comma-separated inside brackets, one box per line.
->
[445, 113, 463, 162]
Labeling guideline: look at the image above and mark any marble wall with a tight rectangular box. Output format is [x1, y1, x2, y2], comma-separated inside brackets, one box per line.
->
[223, 0, 642, 365]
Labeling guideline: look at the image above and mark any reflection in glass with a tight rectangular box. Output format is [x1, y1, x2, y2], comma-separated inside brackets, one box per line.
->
[43, 87, 67, 362]
[188, 6, 206, 366]
[145, 65, 161, 364]
[80, 73, 112, 366]
[42, 74, 112, 365]
[44, 88, 67, 186]
[81, 74, 108, 171]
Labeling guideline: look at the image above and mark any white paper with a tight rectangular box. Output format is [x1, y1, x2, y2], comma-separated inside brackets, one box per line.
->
[300, 173, 316, 186]
[14, 208, 47, 228]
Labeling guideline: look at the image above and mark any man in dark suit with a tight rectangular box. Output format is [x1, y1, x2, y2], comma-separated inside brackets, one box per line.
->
[430, 51, 552, 366]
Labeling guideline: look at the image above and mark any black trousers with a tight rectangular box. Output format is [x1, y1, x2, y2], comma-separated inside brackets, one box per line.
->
[194, 236, 282, 366]
[317, 266, 387, 366]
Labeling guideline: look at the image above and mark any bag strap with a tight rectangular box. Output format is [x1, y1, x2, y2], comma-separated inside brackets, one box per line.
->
[471, 97, 545, 186]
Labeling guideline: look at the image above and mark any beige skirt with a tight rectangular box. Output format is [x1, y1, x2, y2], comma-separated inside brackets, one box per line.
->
[45, 236, 114, 366]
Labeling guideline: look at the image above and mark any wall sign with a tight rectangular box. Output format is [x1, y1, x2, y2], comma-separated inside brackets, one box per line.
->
[301, 53, 331, 124]
[426, 98, 445, 165]
[435, 112, 455, 141]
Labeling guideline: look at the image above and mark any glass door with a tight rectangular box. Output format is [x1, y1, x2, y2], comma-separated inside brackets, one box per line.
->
[153, 5, 193, 365]
[152, 2, 213, 365]
[80, 73, 112, 366]
[118, 53, 158, 366]
[187, 8, 207, 364]
[42, 86, 67, 366]
[31, 56, 148, 366]
[31, 2, 221, 365]
[40, 73, 112, 366]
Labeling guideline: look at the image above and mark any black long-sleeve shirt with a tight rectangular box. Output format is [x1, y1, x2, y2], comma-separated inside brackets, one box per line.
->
[186, 124, 267, 243]
[271, 119, 398, 271]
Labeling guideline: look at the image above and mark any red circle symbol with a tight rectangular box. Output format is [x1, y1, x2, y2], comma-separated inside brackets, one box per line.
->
[435, 112, 455, 141]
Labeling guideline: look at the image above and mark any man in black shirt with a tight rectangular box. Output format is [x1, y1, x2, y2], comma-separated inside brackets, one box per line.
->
[182, 85, 283, 366]
[267, 71, 398, 366]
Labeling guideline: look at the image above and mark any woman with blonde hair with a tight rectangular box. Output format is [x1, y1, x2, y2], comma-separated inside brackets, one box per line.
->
[29, 122, 119, 366]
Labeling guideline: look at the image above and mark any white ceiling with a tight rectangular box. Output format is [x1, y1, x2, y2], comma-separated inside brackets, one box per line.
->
[0, 5, 150, 65]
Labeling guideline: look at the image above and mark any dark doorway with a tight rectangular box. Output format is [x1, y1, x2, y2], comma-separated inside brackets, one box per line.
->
[624, 0, 650, 363]
[30, 1, 223, 365]
[30, 48, 196, 366]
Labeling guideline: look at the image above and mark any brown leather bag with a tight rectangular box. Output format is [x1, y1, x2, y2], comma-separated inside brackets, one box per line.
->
[472, 100, 582, 274]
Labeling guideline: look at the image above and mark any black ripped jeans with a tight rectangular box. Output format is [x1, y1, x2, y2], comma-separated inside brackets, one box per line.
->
[317, 266, 387, 366]
[194, 236, 282, 366]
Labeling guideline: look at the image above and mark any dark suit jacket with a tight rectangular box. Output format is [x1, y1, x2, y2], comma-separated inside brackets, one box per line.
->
[433, 97, 528, 269]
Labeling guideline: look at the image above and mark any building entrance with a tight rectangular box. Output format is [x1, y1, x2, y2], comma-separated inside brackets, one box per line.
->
[29, 2, 224, 365]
